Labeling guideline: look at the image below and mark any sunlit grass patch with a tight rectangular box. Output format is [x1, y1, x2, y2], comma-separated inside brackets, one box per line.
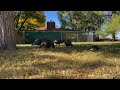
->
[0, 42, 120, 79]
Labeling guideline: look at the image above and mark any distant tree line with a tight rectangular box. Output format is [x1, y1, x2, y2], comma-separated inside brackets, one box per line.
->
[57, 11, 120, 41]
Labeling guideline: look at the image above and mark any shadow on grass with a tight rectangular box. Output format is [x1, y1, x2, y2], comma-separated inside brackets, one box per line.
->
[44, 75, 75, 79]
[17, 43, 120, 56]
[0, 51, 116, 79]
[30, 54, 115, 79]
[32, 54, 115, 71]
[80, 60, 114, 70]
[98, 44, 120, 58]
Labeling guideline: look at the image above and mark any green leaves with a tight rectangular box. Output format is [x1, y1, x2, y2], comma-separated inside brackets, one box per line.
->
[57, 11, 105, 31]
[99, 12, 120, 41]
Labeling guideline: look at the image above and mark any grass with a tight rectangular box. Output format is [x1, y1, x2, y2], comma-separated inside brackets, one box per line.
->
[0, 42, 120, 79]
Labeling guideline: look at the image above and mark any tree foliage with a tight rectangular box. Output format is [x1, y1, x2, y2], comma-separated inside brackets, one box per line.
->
[15, 11, 46, 31]
[98, 11, 120, 41]
[57, 11, 105, 31]
[98, 14, 120, 41]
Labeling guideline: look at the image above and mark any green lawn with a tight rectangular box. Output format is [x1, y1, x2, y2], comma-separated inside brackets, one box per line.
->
[0, 42, 120, 79]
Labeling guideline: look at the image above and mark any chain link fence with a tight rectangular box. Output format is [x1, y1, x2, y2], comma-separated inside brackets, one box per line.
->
[61, 31, 95, 42]
[17, 31, 96, 44]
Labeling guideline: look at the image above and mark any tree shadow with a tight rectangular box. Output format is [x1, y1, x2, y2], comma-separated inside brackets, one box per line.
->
[80, 60, 115, 70]
[16, 43, 120, 58]
[26, 54, 114, 79]
[44, 75, 75, 79]
[98, 44, 120, 58]
[31, 54, 115, 71]
[31, 54, 80, 70]
[43, 44, 92, 54]
[0, 50, 116, 79]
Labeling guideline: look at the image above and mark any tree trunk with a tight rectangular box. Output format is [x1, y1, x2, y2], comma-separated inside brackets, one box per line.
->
[112, 33, 116, 41]
[0, 11, 16, 50]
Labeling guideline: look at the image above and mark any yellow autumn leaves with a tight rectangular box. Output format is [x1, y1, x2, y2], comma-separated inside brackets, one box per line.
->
[19, 18, 45, 28]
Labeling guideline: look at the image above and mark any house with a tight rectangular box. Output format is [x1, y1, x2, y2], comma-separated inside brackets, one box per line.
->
[35, 20, 61, 31]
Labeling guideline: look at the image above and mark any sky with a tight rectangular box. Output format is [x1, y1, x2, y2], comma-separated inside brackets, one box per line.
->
[44, 11, 61, 27]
